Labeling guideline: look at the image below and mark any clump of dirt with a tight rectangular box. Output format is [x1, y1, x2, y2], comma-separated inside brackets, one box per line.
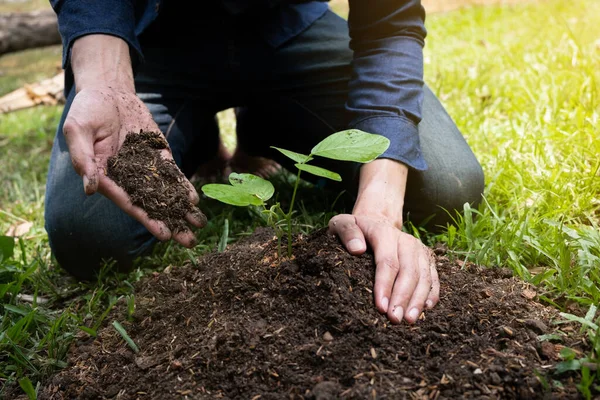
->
[107, 131, 201, 233]
[40, 228, 588, 399]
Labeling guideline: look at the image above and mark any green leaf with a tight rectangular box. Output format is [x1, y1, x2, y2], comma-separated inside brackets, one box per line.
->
[584, 304, 597, 323]
[558, 312, 599, 331]
[559, 347, 577, 361]
[228, 173, 275, 201]
[294, 163, 342, 181]
[78, 326, 97, 337]
[537, 333, 563, 342]
[0, 236, 15, 263]
[112, 321, 140, 353]
[556, 359, 582, 374]
[202, 184, 265, 207]
[270, 147, 313, 164]
[3, 304, 30, 316]
[310, 129, 390, 162]
[18, 377, 37, 400]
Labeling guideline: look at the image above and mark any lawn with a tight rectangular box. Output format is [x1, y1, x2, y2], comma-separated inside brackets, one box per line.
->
[1, 0, 599, 398]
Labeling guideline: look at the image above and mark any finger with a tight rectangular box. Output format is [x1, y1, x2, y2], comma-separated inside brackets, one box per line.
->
[404, 247, 434, 323]
[328, 214, 367, 255]
[426, 258, 440, 309]
[159, 148, 200, 205]
[186, 207, 208, 228]
[98, 176, 172, 241]
[387, 237, 420, 324]
[184, 178, 200, 205]
[172, 228, 197, 248]
[367, 230, 400, 316]
[63, 118, 99, 195]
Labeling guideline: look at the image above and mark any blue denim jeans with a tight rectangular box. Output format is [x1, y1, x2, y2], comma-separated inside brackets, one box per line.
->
[45, 10, 484, 280]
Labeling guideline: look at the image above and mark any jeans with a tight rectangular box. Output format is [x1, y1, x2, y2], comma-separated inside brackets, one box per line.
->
[45, 10, 484, 280]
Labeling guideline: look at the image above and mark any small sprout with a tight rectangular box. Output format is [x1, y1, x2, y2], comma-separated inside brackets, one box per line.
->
[112, 320, 140, 353]
[202, 129, 390, 258]
[126, 294, 135, 321]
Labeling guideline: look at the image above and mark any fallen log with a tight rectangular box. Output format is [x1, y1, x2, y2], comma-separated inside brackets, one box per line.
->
[0, 71, 64, 114]
[0, 9, 60, 57]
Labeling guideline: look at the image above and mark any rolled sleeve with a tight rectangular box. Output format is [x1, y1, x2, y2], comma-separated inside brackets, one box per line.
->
[352, 115, 426, 170]
[50, 0, 143, 69]
[346, 0, 428, 170]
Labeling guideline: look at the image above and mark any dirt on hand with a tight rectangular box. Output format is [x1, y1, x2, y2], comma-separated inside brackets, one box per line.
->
[107, 131, 203, 233]
[39, 228, 588, 399]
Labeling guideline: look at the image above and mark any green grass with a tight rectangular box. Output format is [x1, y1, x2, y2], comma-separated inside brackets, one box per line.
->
[0, 46, 62, 95]
[1, 0, 600, 397]
[424, 0, 600, 301]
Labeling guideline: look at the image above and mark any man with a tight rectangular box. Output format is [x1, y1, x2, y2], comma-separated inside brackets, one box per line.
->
[45, 0, 484, 324]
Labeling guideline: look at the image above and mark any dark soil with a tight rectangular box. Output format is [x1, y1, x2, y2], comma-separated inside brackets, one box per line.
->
[40, 228, 588, 399]
[107, 131, 201, 233]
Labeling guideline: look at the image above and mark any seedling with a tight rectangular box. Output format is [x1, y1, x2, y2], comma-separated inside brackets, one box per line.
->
[201, 129, 390, 257]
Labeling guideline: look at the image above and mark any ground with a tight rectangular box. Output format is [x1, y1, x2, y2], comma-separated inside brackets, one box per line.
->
[38, 229, 586, 399]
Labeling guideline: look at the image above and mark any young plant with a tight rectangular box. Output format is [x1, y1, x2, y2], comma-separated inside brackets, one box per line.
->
[201, 129, 390, 257]
[553, 304, 600, 399]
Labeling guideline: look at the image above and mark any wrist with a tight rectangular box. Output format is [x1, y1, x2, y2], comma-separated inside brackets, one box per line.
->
[71, 34, 135, 93]
[353, 159, 408, 229]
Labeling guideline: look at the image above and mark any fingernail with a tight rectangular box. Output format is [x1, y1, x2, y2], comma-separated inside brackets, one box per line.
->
[381, 296, 389, 311]
[347, 239, 363, 253]
[408, 308, 420, 321]
[425, 300, 433, 309]
[393, 306, 403, 322]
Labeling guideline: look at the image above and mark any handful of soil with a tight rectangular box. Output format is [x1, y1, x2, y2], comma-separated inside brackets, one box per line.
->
[107, 130, 201, 233]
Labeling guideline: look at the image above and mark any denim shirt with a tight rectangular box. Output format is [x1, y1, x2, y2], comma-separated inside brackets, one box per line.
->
[50, 0, 428, 170]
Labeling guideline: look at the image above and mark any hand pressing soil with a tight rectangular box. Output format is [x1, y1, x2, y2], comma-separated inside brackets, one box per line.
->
[107, 131, 204, 234]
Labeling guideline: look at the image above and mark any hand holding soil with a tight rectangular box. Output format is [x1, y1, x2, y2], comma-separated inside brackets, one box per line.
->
[63, 87, 205, 247]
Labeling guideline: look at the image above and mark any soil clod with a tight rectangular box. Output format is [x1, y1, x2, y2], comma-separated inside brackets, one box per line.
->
[107, 130, 203, 233]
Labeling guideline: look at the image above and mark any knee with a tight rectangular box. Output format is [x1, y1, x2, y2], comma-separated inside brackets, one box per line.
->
[45, 194, 155, 281]
[406, 162, 485, 231]
[435, 163, 485, 225]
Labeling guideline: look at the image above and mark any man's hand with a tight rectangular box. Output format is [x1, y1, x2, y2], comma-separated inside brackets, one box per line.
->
[329, 214, 439, 324]
[328, 159, 439, 324]
[65, 35, 204, 247]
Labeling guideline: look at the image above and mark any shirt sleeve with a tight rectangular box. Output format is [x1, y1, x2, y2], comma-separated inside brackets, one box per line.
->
[50, 0, 143, 70]
[346, 0, 428, 170]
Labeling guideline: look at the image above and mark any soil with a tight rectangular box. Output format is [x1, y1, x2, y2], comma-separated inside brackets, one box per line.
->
[107, 131, 201, 233]
[39, 228, 589, 400]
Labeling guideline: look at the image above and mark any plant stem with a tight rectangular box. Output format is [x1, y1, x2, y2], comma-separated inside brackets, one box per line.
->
[286, 169, 303, 257]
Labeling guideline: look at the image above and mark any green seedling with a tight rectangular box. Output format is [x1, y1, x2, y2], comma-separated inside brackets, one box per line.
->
[112, 320, 140, 354]
[201, 129, 390, 257]
[553, 304, 600, 399]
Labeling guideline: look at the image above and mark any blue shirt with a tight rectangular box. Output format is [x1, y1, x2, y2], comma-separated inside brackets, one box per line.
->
[50, 0, 428, 170]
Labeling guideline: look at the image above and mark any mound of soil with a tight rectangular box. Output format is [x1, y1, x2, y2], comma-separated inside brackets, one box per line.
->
[40, 228, 586, 399]
[107, 131, 201, 233]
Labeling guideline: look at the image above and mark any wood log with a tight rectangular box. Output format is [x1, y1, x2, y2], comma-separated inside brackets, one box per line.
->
[0, 71, 64, 114]
[0, 9, 60, 56]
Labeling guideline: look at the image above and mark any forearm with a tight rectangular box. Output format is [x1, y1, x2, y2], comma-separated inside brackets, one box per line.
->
[71, 34, 135, 93]
[347, 0, 427, 171]
[353, 159, 408, 230]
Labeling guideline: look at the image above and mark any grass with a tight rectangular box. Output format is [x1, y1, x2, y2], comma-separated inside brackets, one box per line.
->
[1, 0, 600, 397]
[424, 0, 600, 301]
[0, 46, 62, 95]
